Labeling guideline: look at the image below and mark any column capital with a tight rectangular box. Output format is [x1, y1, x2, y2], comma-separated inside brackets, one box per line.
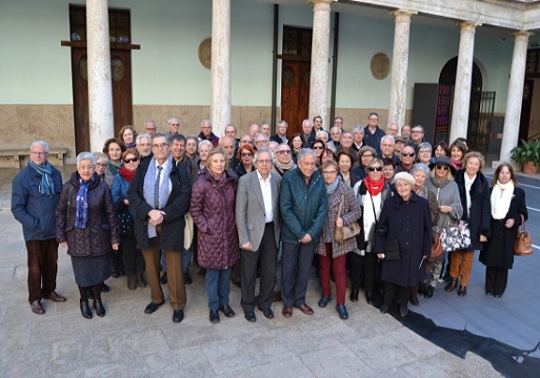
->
[308, 0, 334, 10]
[389, 9, 417, 21]
[511, 30, 533, 40]
[456, 21, 480, 32]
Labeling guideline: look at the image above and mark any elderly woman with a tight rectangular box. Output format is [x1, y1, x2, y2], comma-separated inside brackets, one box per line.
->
[235, 144, 255, 177]
[56, 152, 120, 319]
[316, 160, 362, 319]
[111, 148, 145, 291]
[93, 152, 109, 181]
[352, 125, 365, 151]
[480, 163, 527, 297]
[447, 151, 491, 296]
[410, 163, 440, 304]
[316, 130, 330, 144]
[352, 146, 377, 180]
[197, 140, 213, 171]
[351, 158, 392, 305]
[190, 148, 240, 323]
[417, 142, 433, 165]
[425, 156, 462, 298]
[119, 125, 137, 149]
[102, 138, 126, 187]
[376, 172, 431, 317]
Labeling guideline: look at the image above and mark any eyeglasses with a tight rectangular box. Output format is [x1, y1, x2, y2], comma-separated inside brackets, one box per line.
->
[125, 157, 139, 164]
[367, 166, 383, 172]
[313, 146, 324, 150]
[277, 150, 292, 155]
[436, 165, 450, 171]
[362, 154, 374, 158]
[170, 124, 179, 127]
[96, 163, 107, 167]
[240, 140, 253, 144]
[401, 152, 415, 157]
[412, 130, 423, 133]
[152, 143, 169, 149]
[257, 159, 272, 165]
[241, 152, 253, 157]
[30, 151, 48, 156]
[322, 170, 337, 175]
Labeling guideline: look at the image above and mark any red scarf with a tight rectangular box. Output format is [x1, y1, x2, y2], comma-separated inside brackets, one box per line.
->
[364, 176, 385, 196]
[118, 167, 136, 182]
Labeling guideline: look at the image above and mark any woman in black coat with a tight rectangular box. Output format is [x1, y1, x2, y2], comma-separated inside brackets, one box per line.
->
[375, 172, 431, 317]
[446, 151, 491, 297]
[56, 152, 120, 319]
[480, 163, 527, 297]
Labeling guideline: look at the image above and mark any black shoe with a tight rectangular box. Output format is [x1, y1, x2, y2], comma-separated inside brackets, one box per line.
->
[219, 304, 235, 318]
[144, 301, 165, 314]
[493, 293, 503, 298]
[418, 283, 425, 296]
[209, 309, 220, 323]
[127, 275, 137, 290]
[366, 292, 374, 304]
[137, 274, 147, 288]
[160, 272, 168, 285]
[258, 307, 274, 319]
[244, 311, 256, 322]
[350, 289, 359, 302]
[336, 305, 349, 320]
[94, 298, 105, 317]
[184, 272, 192, 285]
[380, 304, 390, 314]
[318, 295, 331, 308]
[111, 268, 119, 278]
[445, 279, 458, 292]
[101, 283, 110, 292]
[172, 309, 184, 323]
[119, 267, 126, 276]
[399, 306, 409, 317]
[424, 286, 434, 299]
[80, 299, 92, 319]
[409, 295, 419, 307]
[457, 285, 467, 297]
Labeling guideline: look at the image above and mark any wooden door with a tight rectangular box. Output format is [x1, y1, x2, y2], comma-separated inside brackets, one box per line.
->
[281, 60, 310, 136]
[69, 47, 134, 153]
[519, 80, 534, 143]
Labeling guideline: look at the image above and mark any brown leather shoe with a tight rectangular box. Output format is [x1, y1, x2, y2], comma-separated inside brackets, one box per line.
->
[457, 285, 467, 296]
[294, 304, 314, 315]
[31, 300, 45, 315]
[282, 306, 293, 318]
[44, 291, 67, 302]
[445, 279, 458, 292]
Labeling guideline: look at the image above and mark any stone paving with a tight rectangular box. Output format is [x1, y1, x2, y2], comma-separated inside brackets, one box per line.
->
[0, 166, 501, 377]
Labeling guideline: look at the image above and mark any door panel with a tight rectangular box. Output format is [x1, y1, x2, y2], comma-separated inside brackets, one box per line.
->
[281, 60, 310, 136]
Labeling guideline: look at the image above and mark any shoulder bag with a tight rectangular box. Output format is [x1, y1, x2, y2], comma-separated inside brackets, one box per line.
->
[514, 214, 532, 256]
[334, 194, 362, 243]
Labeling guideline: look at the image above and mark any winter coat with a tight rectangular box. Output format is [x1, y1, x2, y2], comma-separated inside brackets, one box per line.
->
[111, 173, 136, 220]
[455, 170, 491, 250]
[316, 180, 362, 258]
[425, 176, 463, 229]
[198, 131, 220, 148]
[375, 192, 431, 287]
[56, 172, 120, 257]
[480, 187, 527, 269]
[280, 167, 328, 245]
[127, 157, 192, 252]
[363, 125, 386, 157]
[190, 169, 240, 269]
[11, 163, 63, 241]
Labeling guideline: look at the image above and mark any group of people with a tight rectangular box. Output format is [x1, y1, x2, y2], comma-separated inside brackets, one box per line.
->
[11, 114, 527, 323]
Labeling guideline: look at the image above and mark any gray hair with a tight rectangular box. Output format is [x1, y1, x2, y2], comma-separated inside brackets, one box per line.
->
[410, 163, 430, 176]
[268, 141, 279, 150]
[93, 152, 109, 164]
[152, 132, 169, 142]
[417, 142, 432, 152]
[412, 124, 425, 133]
[255, 133, 269, 142]
[278, 120, 288, 128]
[76, 151, 96, 167]
[30, 140, 49, 153]
[144, 120, 156, 128]
[201, 119, 213, 128]
[136, 133, 151, 144]
[394, 172, 415, 188]
[297, 148, 317, 163]
[254, 147, 274, 164]
[381, 135, 395, 145]
[198, 140, 213, 150]
[316, 130, 329, 139]
[352, 125, 364, 134]
[168, 117, 180, 125]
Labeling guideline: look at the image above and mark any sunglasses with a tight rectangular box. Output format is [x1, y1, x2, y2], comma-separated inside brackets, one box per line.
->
[436, 165, 450, 171]
[124, 158, 139, 164]
[277, 150, 292, 155]
[401, 152, 415, 157]
[367, 166, 383, 172]
[313, 146, 324, 150]
[241, 152, 253, 157]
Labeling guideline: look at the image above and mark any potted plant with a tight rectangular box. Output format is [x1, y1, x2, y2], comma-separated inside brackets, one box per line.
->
[510, 139, 540, 174]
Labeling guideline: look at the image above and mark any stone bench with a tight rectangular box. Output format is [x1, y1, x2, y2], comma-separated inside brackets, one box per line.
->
[0, 148, 68, 168]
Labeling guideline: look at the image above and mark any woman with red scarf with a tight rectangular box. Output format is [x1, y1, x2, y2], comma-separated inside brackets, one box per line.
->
[112, 149, 145, 290]
[349, 158, 393, 305]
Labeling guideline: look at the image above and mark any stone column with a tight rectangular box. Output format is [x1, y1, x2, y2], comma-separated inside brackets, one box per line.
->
[388, 10, 416, 128]
[449, 21, 478, 144]
[499, 31, 533, 165]
[211, 0, 231, 137]
[308, 0, 333, 126]
[87, 0, 114, 152]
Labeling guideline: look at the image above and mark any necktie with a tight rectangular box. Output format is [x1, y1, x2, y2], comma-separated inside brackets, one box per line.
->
[154, 165, 163, 209]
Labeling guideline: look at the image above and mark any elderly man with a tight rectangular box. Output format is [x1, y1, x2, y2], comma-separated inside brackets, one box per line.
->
[199, 119, 220, 148]
[12, 140, 66, 315]
[128, 133, 192, 323]
[236, 147, 281, 322]
[363, 112, 385, 157]
[280, 148, 328, 318]
[408, 125, 425, 149]
[144, 120, 157, 138]
[239, 134, 254, 149]
[270, 120, 289, 144]
[352, 125, 365, 151]
[255, 133, 269, 150]
[260, 122, 271, 137]
[386, 123, 399, 137]
[136, 133, 153, 162]
[380, 135, 400, 165]
[333, 116, 344, 130]
[167, 117, 181, 139]
[300, 119, 316, 148]
[401, 125, 412, 141]
[224, 124, 240, 154]
[274, 143, 296, 176]
[327, 126, 341, 152]
[220, 136, 237, 165]
[396, 144, 416, 173]
[249, 123, 260, 139]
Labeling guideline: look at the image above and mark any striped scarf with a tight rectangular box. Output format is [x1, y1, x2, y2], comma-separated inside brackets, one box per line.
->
[28, 159, 55, 196]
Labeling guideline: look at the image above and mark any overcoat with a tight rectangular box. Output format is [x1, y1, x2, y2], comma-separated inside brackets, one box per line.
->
[480, 187, 527, 269]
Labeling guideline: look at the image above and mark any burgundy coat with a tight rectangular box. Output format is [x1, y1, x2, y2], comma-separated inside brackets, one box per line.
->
[190, 169, 240, 269]
[56, 172, 120, 257]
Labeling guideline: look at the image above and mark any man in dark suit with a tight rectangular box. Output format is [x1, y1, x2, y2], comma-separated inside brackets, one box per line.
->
[236, 148, 281, 322]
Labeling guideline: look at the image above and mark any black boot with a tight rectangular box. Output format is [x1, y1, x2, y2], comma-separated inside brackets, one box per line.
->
[80, 299, 93, 319]
[94, 298, 105, 317]
[127, 275, 137, 290]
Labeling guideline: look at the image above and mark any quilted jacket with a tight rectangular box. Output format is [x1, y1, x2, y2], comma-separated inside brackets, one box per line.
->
[190, 169, 240, 269]
[55, 172, 120, 257]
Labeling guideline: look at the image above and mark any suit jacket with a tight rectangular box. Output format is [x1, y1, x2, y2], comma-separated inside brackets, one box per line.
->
[236, 170, 281, 251]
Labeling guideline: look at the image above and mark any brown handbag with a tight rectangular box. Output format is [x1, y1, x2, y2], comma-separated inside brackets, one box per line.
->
[334, 195, 361, 243]
[514, 214, 532, 256]
[429, 231, 444, 262]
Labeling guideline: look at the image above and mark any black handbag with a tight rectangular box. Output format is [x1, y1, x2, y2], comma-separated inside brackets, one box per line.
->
[384, 239, 400, 261]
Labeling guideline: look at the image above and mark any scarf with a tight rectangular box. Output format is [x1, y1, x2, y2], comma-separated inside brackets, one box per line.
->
[29, 159, 55, 196]
[325, 176, 340, 194]
[124, 142, 136, 149]
[414, 185, 428, 199]
[274, 159, 295, 173]
[491, 180, 514, 220]
[364, 176, 385, 196]
[118, 167, 136, 182]
[108, 160, 122, 176]
[75, 178, 90, 229]
[143, 158, 173, 238]
[464, 173, 476, 217]
[451, 160, 462, 171]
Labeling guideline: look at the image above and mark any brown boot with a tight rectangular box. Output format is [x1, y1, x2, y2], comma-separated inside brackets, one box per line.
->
[445, 278, 458, 292]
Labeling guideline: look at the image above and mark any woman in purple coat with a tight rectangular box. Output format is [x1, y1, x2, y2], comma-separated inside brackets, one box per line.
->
[190, 148, 240, 324]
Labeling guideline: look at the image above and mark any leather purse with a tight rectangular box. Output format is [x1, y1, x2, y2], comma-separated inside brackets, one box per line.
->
[429, 230, 444, 262]
[514, 214, 532, 256]
[334, 195, 361, 243]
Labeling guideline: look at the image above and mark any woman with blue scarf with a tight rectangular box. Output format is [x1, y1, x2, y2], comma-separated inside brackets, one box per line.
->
[56, 152, 120, 319]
